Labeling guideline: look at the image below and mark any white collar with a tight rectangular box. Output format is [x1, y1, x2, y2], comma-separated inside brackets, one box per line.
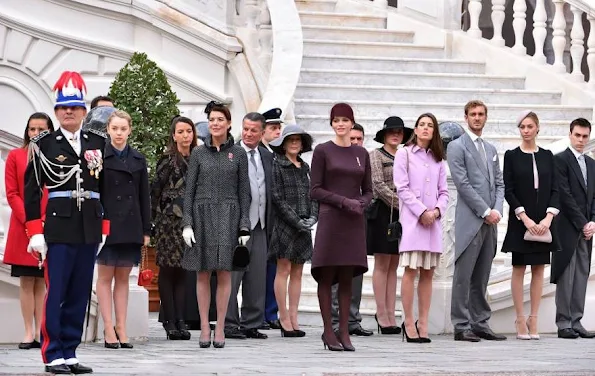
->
[569, 146, 584, 160]
[61, 127, 81, 141]
[240, 141, 259, 155]
[466, 128, 482, 142]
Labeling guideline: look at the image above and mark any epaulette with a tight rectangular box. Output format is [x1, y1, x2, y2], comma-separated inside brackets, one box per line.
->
[30, 130, 50, 143]
[86, 128, 108, 139]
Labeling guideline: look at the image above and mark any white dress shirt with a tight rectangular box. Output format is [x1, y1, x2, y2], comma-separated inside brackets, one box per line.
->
[60, 127, 82, 155]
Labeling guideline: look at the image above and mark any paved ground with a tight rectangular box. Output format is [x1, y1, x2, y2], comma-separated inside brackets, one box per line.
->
[0, 314, 594, 375]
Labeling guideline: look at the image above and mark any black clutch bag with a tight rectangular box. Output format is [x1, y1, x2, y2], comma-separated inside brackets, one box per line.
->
[233, 244, 250, 269]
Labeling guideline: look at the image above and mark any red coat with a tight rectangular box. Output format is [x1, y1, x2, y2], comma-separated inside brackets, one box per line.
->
[3, 147, 48, 267]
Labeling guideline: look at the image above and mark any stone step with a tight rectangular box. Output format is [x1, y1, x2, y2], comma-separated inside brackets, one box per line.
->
[304, 130, 561, 153]
[303, 39, 444, 58]
[302, 25, 415, 43]
[302, 54, 486, 74]
[299, 69, 526, 89]
[294, 99, 593, 121]
[295, 84, 562, 104]
[295, 115, 571, 136]
[295, 0, 337, 12]
[299, 11, 386, 28]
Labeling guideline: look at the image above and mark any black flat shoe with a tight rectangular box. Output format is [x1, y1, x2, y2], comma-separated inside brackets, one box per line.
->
[454, 329, 481, 342]
[558, 328, 579, 339]
[574, 327, 595, 338]
[244, 328, 268, 339]
[473, 328, 507, 341]
[18, 340, 38, 350]
[44, 364, 72, 374]
[258, 321, 271, 330]
[104, 341, 119, 349]
[349, 326, 374, 336]
[114, 327, 133, 349]
[267, 319, 281, 330]
[68, 363, 93, 374]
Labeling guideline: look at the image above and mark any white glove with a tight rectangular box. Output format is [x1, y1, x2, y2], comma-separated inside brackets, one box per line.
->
[97, 234, 107, 255]
[238, 235, 250, 246]
[27, 234, 47, 268]
[183, 226, 196, 247]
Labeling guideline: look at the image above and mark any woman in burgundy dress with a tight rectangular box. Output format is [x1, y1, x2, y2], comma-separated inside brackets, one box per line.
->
[310, 103, 373, 352]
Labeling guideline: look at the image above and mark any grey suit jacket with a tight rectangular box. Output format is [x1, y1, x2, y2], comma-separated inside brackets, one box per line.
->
[447, 132, 504, 259]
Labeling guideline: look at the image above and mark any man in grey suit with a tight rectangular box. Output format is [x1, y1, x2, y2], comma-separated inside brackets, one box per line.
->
[553, 118, 595, 339]
[447, 100, 507, 342]
[225, 112, 274, 339]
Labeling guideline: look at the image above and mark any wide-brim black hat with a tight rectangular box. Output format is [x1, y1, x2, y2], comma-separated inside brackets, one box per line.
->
[269, 125, 313, 154]
[374, 116, 413, 144]
[232, 244, 250, 269]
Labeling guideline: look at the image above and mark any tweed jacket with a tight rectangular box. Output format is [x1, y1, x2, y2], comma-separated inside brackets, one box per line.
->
[370, 147, 399, 208]
[269, 154, 318, 263]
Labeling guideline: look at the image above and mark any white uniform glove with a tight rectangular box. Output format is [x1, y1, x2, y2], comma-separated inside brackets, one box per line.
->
[238, 235, 250, 246]
[27, 234, 47, 268]
[183, 226, 196, 247]
[97, 234, 107, 255]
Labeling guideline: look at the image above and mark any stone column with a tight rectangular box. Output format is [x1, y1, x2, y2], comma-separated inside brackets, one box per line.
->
[428, 175, 457, 334]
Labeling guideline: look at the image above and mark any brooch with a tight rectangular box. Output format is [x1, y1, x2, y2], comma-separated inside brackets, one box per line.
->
[228, 152, 234, 161]
[84, 149, 103, 179]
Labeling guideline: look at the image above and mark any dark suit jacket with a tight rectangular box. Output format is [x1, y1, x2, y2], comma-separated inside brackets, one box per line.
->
[100, 143, 151, 245]
[25, 129, 108, 244]
[552, 148, 595, 283]
[238, 141, 275, 240]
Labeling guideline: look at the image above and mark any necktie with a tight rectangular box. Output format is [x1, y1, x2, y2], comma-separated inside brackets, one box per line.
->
[578, 154, 588, 185]
[476, 137, 488, 168]
[249, 149, 258, 170]
[69, 134, 80, 155]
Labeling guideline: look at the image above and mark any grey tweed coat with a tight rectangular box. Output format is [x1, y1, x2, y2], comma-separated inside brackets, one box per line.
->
[181, 135, 251, 272]
[268, 155, 318, 264]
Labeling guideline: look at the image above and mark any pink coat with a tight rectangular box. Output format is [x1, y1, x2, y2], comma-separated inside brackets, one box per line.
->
[394, 145, 448, 253]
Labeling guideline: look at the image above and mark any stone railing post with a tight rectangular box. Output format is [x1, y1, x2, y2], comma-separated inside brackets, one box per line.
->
[429, 173, 457, 334]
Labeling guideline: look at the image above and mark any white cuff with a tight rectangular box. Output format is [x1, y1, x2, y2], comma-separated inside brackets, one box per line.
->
[47, 358, 66, 366]
[514, 207, 525, 220]
[65, 358, 79, 366]
[546, 207, 560, 216]
[481, 208, 491, 218]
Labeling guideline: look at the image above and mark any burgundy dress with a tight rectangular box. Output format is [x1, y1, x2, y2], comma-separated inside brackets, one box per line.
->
[310, 141, 373, 282]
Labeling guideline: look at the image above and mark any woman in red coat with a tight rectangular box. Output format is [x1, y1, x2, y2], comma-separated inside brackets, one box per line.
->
[3, 112, 53, 349]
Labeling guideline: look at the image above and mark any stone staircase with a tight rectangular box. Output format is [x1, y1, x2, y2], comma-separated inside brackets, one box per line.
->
[293, 0, 594, 324]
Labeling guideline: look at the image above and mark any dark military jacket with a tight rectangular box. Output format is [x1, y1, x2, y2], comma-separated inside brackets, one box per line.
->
[24, 128, 108, 244]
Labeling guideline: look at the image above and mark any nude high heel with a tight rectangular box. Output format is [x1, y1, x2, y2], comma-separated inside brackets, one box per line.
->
[515, 316, 531, 340]
[527, 315, 540, 340]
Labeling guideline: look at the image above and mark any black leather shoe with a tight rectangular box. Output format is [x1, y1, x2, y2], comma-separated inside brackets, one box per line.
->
[473, 328, 507, 341]
[244, 328, 268, 339]
[68, 363, 93, 374]
[18, 341, 38, 350]
[558, 328, 579, 338]
[258, 321, 270, 330]
[349, 326, 374, 336]
[454, 330, 481, 342]
[224, 327, 247, 339]
[267, 319, 281, 330]
[574, 327, 595, 338]
[44, 364, 72, 374]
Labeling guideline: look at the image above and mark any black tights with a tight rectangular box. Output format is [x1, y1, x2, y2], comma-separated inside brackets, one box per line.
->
[158, 266, 186, 329]
[317, 266, 354, 347]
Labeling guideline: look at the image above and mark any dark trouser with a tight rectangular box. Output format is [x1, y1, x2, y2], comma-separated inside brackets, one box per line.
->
[451, 224, 496, 333]
[158, 266, 186, 328]
[226, 225, 267, 330]
[556, 238, 591, 330]
[41, 243, 97, 365]
[265, 261, 278, 322]
[331, 274, 363, 331]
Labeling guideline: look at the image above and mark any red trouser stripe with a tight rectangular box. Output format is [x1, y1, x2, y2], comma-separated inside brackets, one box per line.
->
[40, 260, 50, 363]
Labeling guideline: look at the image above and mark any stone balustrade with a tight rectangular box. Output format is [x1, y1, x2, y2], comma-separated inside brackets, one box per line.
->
[465, 0, 595, 88]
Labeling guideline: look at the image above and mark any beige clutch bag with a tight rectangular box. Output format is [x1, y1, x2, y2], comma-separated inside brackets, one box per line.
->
[523, 229, 552, 243]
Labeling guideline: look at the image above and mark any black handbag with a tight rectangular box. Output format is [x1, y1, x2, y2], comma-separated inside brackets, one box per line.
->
[387, 194, 402, 242]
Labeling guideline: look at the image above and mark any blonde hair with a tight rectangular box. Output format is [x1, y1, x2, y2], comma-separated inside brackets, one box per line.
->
[107, 110, 132, 127]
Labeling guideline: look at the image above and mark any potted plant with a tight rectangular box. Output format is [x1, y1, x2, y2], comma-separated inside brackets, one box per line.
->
[108, 52, 180, 312]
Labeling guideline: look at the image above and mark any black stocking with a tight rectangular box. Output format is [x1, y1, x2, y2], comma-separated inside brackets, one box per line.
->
[337, 266, 355, 348]
[317, 266, 341, 346]
[158, 266, 186, 329]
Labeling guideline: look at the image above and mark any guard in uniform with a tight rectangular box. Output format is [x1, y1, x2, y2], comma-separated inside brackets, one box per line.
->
[25, 71, 110, 375]
[259, 108, 282, 330]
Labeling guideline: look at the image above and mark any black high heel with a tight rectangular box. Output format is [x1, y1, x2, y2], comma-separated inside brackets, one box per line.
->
[104, 330, 119, 349]
[415, 321, 431, 343]
[175, 320, 191, 340]
[114, 327, 133, 349]
[321, 334, 343, 351]
[213, 340, 225, 348]
[401, 323, 422, 343]
[163, 321, 182, 340]
[280, 324, 299, 338]
[375, 313, 400, 334]
[199, 329, 211, 348]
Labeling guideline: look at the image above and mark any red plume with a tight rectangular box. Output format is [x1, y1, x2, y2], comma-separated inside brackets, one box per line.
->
[53, 71, 87, 94]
